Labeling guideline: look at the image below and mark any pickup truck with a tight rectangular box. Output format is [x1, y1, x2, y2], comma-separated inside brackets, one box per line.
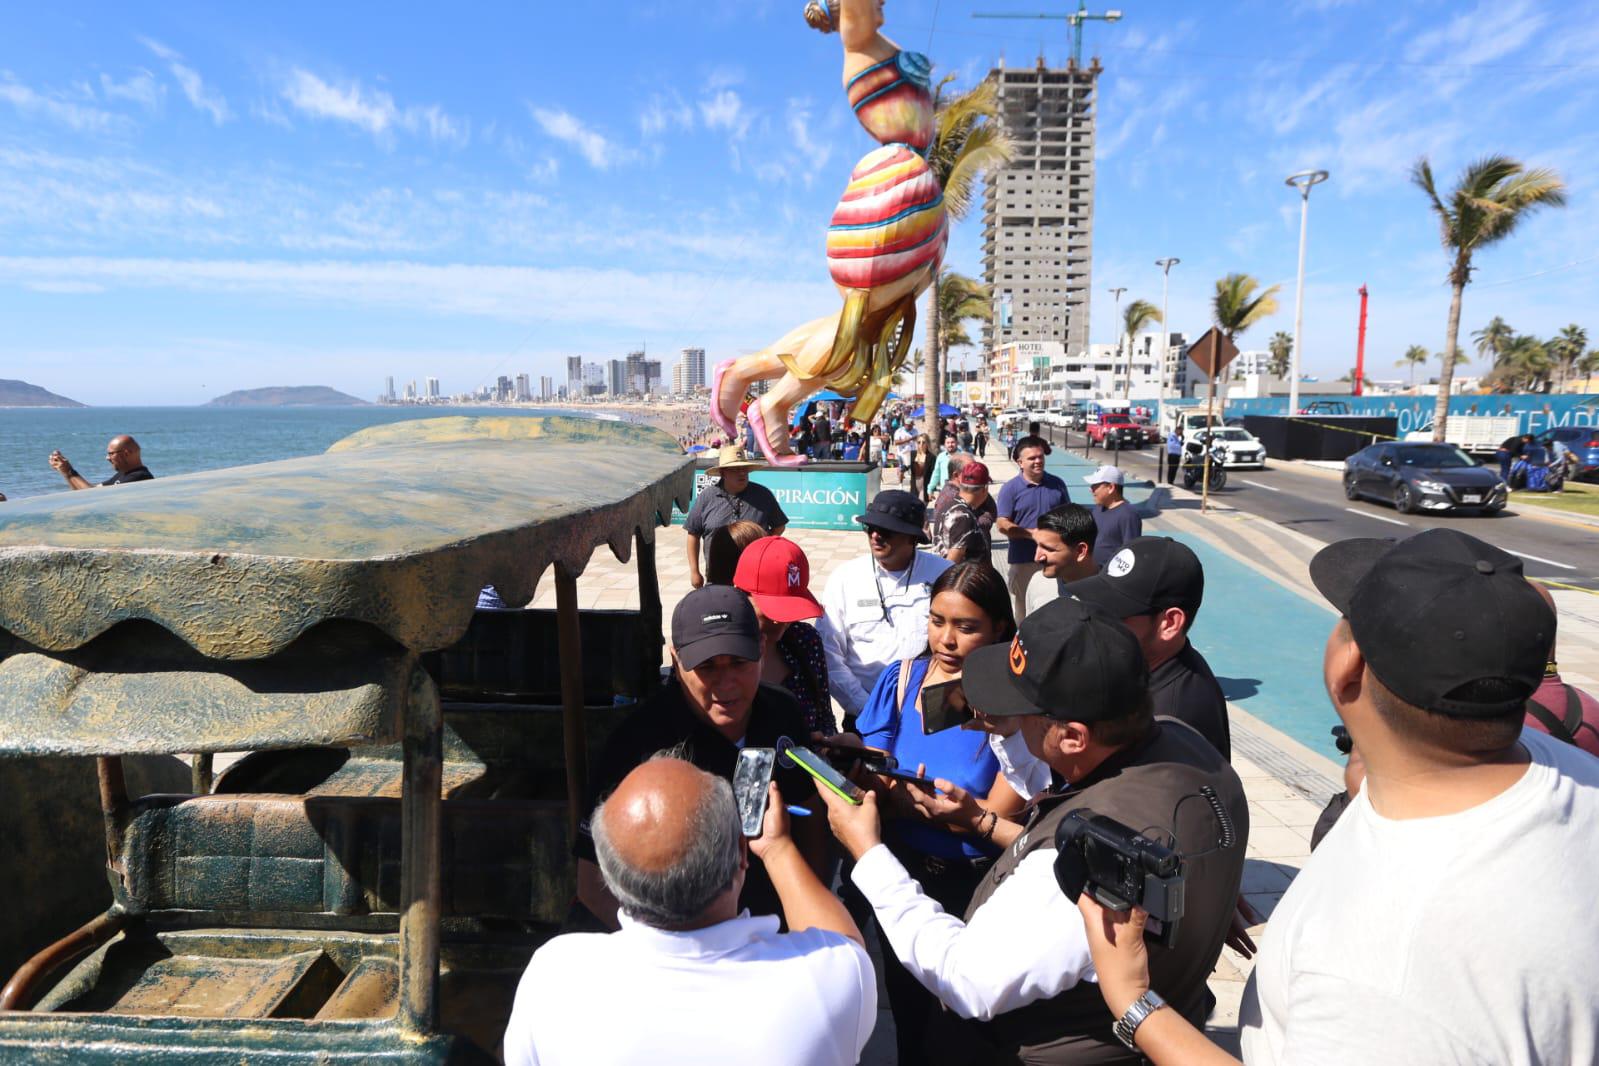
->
[1402, 415, 1521, 457]
[1087, 415, 1145, 448]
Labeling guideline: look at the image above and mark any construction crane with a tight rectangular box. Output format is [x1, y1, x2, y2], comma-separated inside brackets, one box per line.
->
[974, 0, 1123, 68]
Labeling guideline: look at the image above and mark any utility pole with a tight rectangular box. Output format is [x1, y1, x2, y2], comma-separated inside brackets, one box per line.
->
[975, 0, 1124, 67]
[1155, 257, 1179, 406]
[1108, 286, 1126, 401]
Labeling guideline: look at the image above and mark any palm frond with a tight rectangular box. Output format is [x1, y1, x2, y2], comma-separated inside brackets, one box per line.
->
[1122, 299, 1162, 338]
[1211, 273, 1281, 338]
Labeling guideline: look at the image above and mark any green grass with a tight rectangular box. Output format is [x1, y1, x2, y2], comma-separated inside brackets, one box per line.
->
[1512, 477, 1599, 517]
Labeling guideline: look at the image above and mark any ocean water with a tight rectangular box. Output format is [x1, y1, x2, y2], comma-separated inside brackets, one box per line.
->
[0, 406, 577, 501]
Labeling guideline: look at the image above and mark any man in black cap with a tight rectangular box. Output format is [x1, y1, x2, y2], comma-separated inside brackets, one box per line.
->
[1065, 536, 1230, 758]
[573, 585, 822, 928]
[821, 597, 1246, 1065]
[1077, 530, 1599, 1064]
[817, 489, 952, 723]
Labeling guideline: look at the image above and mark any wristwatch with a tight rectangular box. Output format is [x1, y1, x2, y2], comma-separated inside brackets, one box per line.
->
[1112, 989, 1167, 1050]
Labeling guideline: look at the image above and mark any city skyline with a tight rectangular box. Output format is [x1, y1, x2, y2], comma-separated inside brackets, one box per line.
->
[2, 2, 1594, 405]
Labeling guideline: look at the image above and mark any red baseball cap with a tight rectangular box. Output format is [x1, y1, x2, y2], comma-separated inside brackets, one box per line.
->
[956, 461, 991, 487]
[733, 536, 824, 623]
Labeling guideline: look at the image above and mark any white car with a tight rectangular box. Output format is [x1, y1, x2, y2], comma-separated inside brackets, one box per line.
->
[1185, 427, 1267, 468]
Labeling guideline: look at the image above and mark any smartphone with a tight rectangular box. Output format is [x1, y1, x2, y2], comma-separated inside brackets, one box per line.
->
[783, 744, 865, 805]
[877, 767, 934, 788]
[811, 737, 896, 770]
[733, 747, 778, 837]
[920, 679, 974, 734]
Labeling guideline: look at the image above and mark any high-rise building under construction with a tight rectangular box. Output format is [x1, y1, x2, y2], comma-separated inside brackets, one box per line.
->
[982, 57, 1099, 359]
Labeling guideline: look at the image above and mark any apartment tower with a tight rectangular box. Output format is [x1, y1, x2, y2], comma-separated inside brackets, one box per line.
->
[982, 56, 1099, 359]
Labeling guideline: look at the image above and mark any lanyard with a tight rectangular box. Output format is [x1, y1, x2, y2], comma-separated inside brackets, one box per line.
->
[874, 561, 914, 624]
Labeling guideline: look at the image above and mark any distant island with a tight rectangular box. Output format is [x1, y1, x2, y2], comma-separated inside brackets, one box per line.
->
[207, 386, 369, 407]
[0, 379, 87, 407]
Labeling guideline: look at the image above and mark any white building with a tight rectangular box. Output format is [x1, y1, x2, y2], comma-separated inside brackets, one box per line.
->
[679, 347, 706, 391]
[987, 333, 1164, 409]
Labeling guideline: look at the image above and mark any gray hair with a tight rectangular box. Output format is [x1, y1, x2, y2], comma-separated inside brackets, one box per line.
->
[592, 753, 743, 928]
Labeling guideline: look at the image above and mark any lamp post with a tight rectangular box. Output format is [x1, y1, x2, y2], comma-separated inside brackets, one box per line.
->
[1285, 169, 1329, 416]
[1107, 286, 1126, 400]
[1155, 257, 1179, 406]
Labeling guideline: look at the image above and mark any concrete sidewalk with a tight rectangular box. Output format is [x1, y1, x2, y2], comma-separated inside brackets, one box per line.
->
[532, 439, 1337, 1059]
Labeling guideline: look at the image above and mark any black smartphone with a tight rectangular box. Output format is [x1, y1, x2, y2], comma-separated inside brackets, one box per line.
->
[877, 766, 934, 788]
[811, 737, 896, 770]
[734, 747, 777, 837]
[920, 679, 974, 734]
[783, 744, 865, 805]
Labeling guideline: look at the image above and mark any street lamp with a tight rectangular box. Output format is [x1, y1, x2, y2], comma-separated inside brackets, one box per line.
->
[1285, 169, 1329, 416]
[1155, 257, 1179, 404]
[1107, 286, 1126, 399]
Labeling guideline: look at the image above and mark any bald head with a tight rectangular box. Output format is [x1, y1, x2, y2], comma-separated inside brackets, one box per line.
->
[592, 755, 743, 928]
[106, 436, 142, 474]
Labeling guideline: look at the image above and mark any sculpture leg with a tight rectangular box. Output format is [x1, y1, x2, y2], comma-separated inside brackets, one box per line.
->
[749, 370, 829, 467]
[711, 353, 783, 440]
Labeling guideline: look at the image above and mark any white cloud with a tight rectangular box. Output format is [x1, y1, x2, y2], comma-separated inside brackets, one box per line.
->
[0, 256, 838, 334]
[640, 92, 696, 136]
[529, 106, 634, 169]
[0, 76, 119, 132]
[699, 89, 745, 133]
[99, 70, 164, 110]
[278, 69, 467, 146]
[140, 37, 231, 124]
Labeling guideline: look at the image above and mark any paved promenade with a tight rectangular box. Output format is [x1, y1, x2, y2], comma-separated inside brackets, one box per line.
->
[531, 435, 1599, 1061]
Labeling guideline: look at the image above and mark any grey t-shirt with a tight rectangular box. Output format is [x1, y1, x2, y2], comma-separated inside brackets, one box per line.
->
[683, 479, 788, 537]
[1091, 502, 1143, 567]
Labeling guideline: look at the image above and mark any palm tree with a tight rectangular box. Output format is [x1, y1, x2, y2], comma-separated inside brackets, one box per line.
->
[1488, 334, 1552, 393]
[934, 272, 993, 404]
[1579, 349, 1599, 393]
[893, 347, 926, 394]
[1473, 316, 1514, 365]
[1396, 344, 1429, 388]
[1202, 273, 1280, 509]
[1549, 324, 1588, 392]
[1412, 156, 1566, 441]
[1267, 331, 1293, 379]
[921, 77, 1013, 440]
[1120, 299, 1162, 402]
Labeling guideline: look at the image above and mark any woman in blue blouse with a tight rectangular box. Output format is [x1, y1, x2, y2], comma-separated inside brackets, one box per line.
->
[852, 560, 1025, 1061]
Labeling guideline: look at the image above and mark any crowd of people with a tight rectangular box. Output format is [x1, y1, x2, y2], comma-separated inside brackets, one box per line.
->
[503, 408, 1599, 1066]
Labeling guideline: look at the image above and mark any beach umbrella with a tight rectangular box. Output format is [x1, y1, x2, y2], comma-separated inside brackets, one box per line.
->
[686, 444, 709, 453]
[909, 403, 959, 418]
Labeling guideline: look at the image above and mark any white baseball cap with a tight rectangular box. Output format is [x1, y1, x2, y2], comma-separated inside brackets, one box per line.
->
[1084, 465, 1125, 487]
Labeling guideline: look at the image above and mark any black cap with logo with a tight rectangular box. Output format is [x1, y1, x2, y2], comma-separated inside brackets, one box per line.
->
[671, 585, 761, 671]
[854, 489, 931, 543]
[1066, 536, 1204, 622]
[1309, 529, 1553, 718]
[962, 597, 1149, 721]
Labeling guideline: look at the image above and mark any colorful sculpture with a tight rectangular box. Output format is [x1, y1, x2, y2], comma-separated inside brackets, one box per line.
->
[710, 0, 946, 465]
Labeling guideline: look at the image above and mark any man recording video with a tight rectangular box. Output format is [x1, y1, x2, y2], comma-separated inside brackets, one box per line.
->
[820, 597, 1247, 1064]
[506, 757, 875, 1065]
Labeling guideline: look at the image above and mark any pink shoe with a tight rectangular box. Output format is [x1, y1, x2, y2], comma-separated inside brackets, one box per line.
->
[747, 402, 806, 467]
[709, 360, 739, 439]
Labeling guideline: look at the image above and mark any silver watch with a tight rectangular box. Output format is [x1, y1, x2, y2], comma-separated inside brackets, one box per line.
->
[1112, 989, 1167, 1050]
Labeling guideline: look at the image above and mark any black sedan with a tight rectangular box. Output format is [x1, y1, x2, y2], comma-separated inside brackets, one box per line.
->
[1343, 442, 1507, 515]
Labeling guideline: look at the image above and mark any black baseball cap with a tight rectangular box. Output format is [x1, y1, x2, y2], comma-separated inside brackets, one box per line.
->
[854, 489, 930, 544]
[963, 597, 1149, 721]
[1067, 537, 1204, 621]
[1308, 529, 1553, 718]
[671, 585, 761, 671]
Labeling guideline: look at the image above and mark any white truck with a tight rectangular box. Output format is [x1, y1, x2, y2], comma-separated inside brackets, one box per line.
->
[1402, 415, 1519, 456]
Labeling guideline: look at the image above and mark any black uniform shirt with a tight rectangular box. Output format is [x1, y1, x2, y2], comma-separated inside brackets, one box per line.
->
[102, 465, 154, 485]
[1148, 641, 1231, 759]
[573, 680, 817, 919]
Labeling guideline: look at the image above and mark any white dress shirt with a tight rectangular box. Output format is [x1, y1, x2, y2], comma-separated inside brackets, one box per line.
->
[817, 550, 953, 717]
[849, 841, 1094, 1021]
[504, 911, 877, 1066]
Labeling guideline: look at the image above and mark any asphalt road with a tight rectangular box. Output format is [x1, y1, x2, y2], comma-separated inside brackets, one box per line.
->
[1046, 428, 1599, 592]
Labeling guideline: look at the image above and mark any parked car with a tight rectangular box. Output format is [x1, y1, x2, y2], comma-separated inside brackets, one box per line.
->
[1538, 426, 1599, 480]
[1186, 426, 1266, 468]
[1343, 441, 1507, 515]
[1087, 415, 1144, 448]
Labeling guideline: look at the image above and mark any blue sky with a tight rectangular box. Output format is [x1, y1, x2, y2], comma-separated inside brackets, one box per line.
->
[2, 0, 1595, 405]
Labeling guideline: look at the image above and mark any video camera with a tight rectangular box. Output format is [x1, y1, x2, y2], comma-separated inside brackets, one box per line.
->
[1054, 809, 1186, 948]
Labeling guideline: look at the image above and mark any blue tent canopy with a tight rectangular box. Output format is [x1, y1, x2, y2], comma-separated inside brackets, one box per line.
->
[909, 403, 959, 418]
[788, 391, 902, 426]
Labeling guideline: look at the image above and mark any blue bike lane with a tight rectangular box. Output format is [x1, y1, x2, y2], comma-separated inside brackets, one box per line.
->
[1046, 448, 1342, 757]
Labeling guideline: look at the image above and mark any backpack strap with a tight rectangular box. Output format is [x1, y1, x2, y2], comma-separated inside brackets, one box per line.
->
[1526, 685, 1583, 745]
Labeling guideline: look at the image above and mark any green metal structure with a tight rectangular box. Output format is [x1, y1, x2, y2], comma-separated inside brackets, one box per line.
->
[0, 416, 691, 1062]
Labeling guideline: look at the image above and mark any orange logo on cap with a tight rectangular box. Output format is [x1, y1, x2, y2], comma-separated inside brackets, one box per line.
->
[1009, 634, 1027, 675]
